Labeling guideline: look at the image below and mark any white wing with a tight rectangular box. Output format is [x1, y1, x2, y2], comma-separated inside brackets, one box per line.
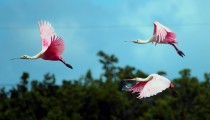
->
[38, 20, 57, 53]
[153, 21, 173, 43]
[137, 74, 171, 99]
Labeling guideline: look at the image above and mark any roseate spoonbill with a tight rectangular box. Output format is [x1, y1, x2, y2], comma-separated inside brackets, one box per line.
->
[125, 21, 185, 57]
[11, 20, 73, 69]
[121, 74, 177, 99]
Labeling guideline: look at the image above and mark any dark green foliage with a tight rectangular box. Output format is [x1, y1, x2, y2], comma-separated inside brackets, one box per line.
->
[0, 51, 209, 120]
[97, 51, 118, 81]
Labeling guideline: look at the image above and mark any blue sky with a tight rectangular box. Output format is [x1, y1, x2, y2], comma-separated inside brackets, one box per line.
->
[0, 0, 210, 87]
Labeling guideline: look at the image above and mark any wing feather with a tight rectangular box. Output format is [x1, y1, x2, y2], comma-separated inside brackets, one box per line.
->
[128, 81, 147, 93]
[38, 20, 57, 53]
[137, 74, 171, 99]
[153, 21, 176, 44]
[44, 35, 64, 57]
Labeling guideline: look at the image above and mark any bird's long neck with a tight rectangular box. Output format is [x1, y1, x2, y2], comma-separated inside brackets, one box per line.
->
[136, 39, 152, 44]
[28, 53, 42, 59]
[136, 75, 153, 82]
[124, 75, 153, 82]
[138, 36, 157, 44]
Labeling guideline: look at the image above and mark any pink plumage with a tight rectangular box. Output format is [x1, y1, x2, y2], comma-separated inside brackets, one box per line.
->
[12, 20, 73, 69]
[38, 20, 56, 53]
[126, 21, 185, 57]
[124, 74, 177, 99]
[42, 36, 64, 60]
[38, 21, 72, 69]
[153, 21, 177, 44]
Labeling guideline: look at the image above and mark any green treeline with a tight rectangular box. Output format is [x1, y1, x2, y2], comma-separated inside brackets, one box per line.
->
[0, 51, 210, 120]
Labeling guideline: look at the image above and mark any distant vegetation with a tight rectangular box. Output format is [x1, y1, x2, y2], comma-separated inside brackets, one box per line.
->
[0, 51, 210, 120]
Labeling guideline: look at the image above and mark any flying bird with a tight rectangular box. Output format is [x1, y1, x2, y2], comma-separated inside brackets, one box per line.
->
[11, 20, 73, 69]
[121, 74, 177, 99]
[125, 21, 185, 57]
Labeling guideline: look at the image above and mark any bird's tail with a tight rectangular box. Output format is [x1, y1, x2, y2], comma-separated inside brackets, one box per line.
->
[170, 83, 178, 97]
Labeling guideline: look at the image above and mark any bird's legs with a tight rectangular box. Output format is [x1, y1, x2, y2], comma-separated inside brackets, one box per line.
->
[60, 59, 73, 69]
[169, 43, 185, 57]
[169, 83, 178, 97]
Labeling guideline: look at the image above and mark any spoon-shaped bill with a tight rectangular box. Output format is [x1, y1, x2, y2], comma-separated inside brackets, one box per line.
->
[124, 40, 134, 42]
[10, 58, 20, 60]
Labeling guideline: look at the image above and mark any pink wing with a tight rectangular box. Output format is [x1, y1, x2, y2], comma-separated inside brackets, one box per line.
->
[38, 20, 56, 53]
[153, 21, 176, 44]
[128, 81, 148, 93]
[43, 35, 64, 58]
[128, 74, 171, 99]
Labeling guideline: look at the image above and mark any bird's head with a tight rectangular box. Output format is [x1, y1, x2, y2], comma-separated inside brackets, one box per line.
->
[11, 55, 30, 60]
[133, 40, 141, 43]
[20, 55, 30, 59]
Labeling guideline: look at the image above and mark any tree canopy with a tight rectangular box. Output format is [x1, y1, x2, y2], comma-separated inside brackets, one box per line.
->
[0, 51, 209, 120]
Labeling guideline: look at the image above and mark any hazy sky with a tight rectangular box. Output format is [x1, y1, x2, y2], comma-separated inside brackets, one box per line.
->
[0, 0, 210, 87]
